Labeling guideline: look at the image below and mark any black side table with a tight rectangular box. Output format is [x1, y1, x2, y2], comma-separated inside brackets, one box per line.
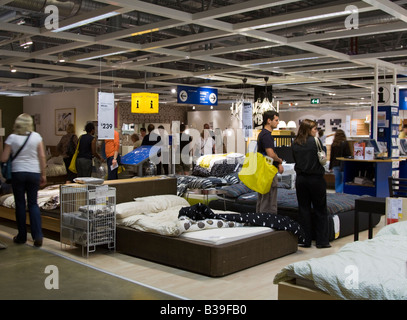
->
[354, 197, 386, 241]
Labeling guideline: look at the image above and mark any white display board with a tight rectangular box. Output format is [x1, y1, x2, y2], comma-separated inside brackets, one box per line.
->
[98, 91, 115, 139]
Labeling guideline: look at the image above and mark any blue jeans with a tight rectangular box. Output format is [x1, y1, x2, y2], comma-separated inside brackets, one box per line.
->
[333, 166, 344, 193]
[11, 172, 43, 242]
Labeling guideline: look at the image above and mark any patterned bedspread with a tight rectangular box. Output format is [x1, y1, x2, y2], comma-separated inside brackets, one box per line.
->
[235, 188, 362, 215]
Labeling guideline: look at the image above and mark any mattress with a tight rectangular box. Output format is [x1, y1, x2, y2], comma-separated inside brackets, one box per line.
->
[179, 226, 273, 245]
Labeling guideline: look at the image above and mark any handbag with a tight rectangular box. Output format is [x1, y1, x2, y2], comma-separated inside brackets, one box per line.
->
[315, 137, 327, 166]
[68, 137, 80, 174]
[238, 152, 278, 194]
[1, 133, 32, 184]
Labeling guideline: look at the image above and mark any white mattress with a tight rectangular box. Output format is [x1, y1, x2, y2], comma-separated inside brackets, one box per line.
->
[179, 226, 274, 245]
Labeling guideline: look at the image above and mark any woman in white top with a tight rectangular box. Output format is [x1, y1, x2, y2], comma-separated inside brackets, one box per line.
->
[1, 113, 47, 247]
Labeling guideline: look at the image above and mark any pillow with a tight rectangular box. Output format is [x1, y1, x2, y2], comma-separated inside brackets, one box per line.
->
[221, 183, 252, 198]
[134, 194, 189, 211]
[236, 192, 258, 204]
[115, 201, 151, 219]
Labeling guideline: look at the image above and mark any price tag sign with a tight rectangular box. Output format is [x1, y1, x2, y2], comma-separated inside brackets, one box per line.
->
[242, 102, 253, 138]
[98, 92, 115, 139]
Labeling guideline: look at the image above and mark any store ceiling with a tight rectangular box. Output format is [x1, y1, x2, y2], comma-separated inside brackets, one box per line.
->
[0, 0, 407, 111]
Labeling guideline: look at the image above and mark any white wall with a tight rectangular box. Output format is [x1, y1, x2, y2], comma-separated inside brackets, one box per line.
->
[279, 108, 371, 144]
[187, 110, 240, 131]
[23, 88, 98, 146]
[187, 107, 372, 146]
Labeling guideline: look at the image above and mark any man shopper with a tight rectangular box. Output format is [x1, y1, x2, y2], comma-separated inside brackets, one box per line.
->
[256, 111, 284, 214]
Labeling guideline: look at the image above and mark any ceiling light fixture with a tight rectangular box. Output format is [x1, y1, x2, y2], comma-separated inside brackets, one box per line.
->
[19, 37, 33, 48]
[57, 54, 66, 63]
[246, 10, 356, 30]
[76, 50, 128, 62]
[10, 65, 16, 73]
[51, 11, 120, 33]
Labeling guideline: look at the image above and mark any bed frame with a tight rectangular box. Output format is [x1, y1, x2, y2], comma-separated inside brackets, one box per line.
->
[277, 280, 339, 300]
[116, 226, 298, 277]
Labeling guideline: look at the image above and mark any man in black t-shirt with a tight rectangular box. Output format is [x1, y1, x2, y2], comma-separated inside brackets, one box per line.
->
[256, 111, 284, 214]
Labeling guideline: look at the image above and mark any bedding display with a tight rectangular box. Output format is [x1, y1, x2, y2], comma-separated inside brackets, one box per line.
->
[116, 195, 305, 242]
[209, 186, 381, 240]
[115, 194, 300, 276]
[273, 221, 407, 300]
[0, 184, 60, 211]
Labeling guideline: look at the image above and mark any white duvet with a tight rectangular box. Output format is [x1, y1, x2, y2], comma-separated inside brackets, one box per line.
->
[116, 194, 245, 236]
[273, 221, 407, 300]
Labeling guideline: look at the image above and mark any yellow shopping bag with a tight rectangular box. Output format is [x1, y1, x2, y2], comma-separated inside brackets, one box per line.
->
[68, 139, 80, 174]
[238, 152, 278, 194]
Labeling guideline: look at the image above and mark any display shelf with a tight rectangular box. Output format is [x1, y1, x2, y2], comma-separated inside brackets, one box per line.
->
[60, 184, 116, 257]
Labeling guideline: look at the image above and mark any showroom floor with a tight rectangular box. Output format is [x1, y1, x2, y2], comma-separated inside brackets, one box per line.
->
[0, 215, 386, 300]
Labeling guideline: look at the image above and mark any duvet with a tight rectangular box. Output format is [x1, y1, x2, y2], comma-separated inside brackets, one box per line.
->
[273, 221, 407, 300]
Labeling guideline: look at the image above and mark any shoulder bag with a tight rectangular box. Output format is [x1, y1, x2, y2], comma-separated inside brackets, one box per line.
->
[1, 133, 32, 184]
[315, 137, 327, 166]
[68, 137, 80, 174]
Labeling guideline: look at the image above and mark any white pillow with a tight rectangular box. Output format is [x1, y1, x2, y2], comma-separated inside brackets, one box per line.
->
[115, 201, 151, 219]
[116, 195, 189, 219]
[133, 194, 189, 212]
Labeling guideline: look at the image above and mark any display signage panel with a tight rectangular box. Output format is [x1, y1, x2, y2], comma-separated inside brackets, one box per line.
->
[131, 92, 159, 113]
[177, 85, 218, 105]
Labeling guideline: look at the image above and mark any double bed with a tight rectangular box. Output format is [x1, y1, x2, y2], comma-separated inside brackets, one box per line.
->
[274, 221, 407, 300]
[209, 184, 381, 241]
[115, 193, 299, 277]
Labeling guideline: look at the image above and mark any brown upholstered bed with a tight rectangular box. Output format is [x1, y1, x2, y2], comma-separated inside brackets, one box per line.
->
[116, 225, 298, 277]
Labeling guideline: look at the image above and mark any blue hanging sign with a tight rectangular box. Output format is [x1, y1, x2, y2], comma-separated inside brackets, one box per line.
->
[177, 85, 218, 105]
[400, 89, 407, 110]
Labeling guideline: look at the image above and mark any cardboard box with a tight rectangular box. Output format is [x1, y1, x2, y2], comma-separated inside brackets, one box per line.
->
[385, 197, 407, 225]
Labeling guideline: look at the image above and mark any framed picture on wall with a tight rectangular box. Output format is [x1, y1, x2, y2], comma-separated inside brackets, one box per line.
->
[55, 108, 75, 136]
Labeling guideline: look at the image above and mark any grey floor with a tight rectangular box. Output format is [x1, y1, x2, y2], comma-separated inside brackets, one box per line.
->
[0, 234, 179, 300]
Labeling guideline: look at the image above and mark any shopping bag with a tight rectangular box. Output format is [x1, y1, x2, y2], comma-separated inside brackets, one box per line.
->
[1, 159, 12, 184]
[68, 139, 80, 174]
[238, 152, 278, 194]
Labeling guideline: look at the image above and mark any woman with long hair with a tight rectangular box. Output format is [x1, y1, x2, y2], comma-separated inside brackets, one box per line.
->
[1, 113, 47, 247]
[292, 119, 330, 248]
[57, 123, 78, 183]
[329, 129, 351, 193]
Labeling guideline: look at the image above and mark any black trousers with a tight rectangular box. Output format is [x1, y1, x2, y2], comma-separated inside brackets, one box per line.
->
[295, 174, 329, 246]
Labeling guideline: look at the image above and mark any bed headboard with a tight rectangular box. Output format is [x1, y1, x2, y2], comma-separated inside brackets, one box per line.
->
[103, 177, 177, 204]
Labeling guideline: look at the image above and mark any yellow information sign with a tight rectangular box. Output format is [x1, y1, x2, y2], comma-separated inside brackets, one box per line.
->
[131, 92, 159, 113]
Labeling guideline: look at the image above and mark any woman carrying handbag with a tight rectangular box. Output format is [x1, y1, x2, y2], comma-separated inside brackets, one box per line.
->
[292, 119, 330, 249]
[1, 113, 47, 247]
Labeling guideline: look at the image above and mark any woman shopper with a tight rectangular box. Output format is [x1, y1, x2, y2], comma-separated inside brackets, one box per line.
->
[329, 129, 352, 193]
[76, 122, 104, 177]
[292, 119, 330, 249]
[1, 113, 47, 247]
[56, 123, 78, 183]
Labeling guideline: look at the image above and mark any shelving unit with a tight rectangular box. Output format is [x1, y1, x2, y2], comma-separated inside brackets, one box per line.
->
[60, 184, 116, 258]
